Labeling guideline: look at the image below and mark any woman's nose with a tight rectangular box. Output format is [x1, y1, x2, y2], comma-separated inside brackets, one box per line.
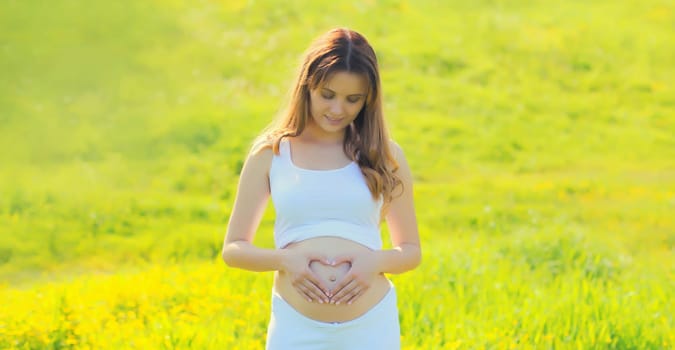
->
[329, 100, 343, 116]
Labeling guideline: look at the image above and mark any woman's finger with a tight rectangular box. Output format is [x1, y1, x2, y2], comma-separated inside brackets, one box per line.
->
[303, 279, 329, 303]
[306, 271, 331, 299]
[330, 255, 352, 266]
[330, 274, 354, 299]
[331, 280, 358, 304]
[294, 282, 315, 302]
[345, 288, 361, 305]
[343, 285, 362, 305]
[297, 276, 327, 303]
[295, 279, 325, 303]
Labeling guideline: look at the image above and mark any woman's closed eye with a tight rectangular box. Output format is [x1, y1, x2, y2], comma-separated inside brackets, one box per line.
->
[322, 94, 361, 104]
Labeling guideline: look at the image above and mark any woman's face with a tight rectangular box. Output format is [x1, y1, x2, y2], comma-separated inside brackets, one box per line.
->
[308, 71, 368, 137]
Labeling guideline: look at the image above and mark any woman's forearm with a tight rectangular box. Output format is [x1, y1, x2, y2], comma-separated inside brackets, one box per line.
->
[375, 243, 422, 275]
[221, 240, 286, 272]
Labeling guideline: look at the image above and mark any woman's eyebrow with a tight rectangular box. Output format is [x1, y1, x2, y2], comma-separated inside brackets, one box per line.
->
[321, 87, 365, 97]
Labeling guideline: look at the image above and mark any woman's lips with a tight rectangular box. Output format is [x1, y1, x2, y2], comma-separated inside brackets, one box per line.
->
[324, 115, 343, 124]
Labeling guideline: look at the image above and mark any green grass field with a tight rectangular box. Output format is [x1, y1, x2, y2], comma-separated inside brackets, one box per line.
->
[0, 0, 673, 348]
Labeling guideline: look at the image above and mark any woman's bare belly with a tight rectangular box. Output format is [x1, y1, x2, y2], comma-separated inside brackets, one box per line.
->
[274, 237, 391, 323]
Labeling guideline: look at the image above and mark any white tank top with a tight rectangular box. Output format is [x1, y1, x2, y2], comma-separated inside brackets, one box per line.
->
[269, 138, 383, 250]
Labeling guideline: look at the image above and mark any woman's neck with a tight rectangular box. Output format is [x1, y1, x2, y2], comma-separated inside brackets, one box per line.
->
[302, 120, 345, 145]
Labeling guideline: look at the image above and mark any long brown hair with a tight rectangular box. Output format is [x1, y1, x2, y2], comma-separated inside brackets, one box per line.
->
[255, 28, 402, 213]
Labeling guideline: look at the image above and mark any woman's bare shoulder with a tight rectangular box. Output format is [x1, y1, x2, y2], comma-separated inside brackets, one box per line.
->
[388, 139, 403, 155]
[388, 139, 409, 164]
[243, 140, 275, 176]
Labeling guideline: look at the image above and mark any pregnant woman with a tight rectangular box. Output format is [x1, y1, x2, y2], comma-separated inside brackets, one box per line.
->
[221, 28, 421, 350]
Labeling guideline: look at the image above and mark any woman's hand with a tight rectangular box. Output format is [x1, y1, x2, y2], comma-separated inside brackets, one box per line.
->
[280, 249, 332, 304]
[329, 250, 381, 305]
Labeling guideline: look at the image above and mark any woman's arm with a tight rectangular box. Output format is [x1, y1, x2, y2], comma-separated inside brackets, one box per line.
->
[221, 145, 332, 302]
[376, 141, 422, 274]
[221, 146, 281, 271]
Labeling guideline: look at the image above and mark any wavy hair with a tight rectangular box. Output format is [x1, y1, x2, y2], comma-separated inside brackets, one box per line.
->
[254, 28, 402, 214]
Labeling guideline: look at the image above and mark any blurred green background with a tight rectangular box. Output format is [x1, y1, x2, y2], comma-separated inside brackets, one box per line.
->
[0, 0, 673, 348]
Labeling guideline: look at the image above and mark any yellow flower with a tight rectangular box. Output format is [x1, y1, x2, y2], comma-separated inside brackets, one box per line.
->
[65, 336, 78, 345]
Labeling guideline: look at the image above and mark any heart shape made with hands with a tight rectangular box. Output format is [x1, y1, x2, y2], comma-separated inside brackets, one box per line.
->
[308, 259, 351, 293]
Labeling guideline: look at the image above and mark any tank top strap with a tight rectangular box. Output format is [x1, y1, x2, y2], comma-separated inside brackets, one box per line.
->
[277, 138, 291, 162]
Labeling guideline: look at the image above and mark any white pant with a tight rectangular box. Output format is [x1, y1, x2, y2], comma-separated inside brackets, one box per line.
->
[265, 284, 401, 350]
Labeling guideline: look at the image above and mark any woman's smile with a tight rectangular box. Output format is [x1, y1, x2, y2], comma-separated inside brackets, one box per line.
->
[324, 115, 344, 125]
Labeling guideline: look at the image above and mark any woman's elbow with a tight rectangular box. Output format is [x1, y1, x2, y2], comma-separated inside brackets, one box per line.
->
[401, 243, 421, 271]
[221, 244, 238, 267]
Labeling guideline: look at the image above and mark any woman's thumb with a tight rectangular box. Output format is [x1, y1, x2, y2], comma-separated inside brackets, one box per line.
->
[331, 255, 352, 266]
